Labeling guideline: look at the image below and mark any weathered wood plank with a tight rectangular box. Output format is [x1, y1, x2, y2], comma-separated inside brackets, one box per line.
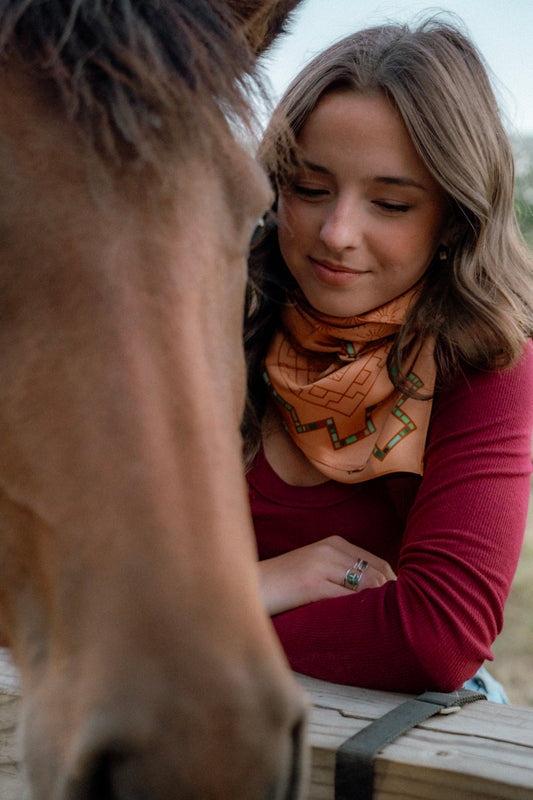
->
[1, 654, 532, 800]
[0, 691, 23, 800]
[0, 652, 24, 799]
[296, 673, 533, 800]
[0, 649, 19, 693]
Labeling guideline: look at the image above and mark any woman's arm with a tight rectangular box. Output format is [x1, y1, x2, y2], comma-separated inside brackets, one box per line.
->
[269, 343, 533, 692]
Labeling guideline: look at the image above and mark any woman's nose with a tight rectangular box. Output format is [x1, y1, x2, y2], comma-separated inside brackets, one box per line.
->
[319, 199, 361, 252]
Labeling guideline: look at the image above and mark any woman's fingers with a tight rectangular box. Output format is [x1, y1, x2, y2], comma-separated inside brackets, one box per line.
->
[259, 535, 396, 615]
[320, 536, 396, 586]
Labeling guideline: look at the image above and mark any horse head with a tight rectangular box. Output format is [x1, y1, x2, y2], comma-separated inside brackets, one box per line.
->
[0, 2, 307, 798]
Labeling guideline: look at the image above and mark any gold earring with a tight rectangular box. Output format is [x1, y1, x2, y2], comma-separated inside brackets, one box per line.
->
[438, 246, 449, 262]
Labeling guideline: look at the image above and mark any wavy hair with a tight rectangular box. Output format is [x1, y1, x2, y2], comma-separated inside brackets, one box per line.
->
[243, 17, 533, 465]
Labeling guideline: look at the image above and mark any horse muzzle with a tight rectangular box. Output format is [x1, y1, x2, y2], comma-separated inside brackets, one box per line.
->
[20, 670, 308, 800]
[56, 712, 306, 800]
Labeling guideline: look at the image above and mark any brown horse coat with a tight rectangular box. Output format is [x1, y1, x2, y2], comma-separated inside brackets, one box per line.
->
[0, 2, 307, 799]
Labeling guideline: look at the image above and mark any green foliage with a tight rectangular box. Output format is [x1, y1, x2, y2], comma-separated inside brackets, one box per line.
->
[514, 135, 533, 249]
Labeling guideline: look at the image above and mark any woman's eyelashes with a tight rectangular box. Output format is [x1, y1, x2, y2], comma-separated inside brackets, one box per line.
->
[290, 185, 412, 214]
[373, 200, 412, 213]
[291, 184, 330, 199]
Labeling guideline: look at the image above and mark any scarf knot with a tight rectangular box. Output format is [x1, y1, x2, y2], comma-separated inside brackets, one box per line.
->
[264, 288, 436, 483]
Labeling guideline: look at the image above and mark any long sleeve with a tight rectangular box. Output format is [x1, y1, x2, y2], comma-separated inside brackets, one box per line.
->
[253, 343, 533, 692]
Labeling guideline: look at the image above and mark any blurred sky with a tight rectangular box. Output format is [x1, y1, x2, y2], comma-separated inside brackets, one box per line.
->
[260, 0, 533, 136]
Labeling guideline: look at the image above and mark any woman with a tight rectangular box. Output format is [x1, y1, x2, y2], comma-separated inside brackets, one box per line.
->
[243, 18, 533, 697]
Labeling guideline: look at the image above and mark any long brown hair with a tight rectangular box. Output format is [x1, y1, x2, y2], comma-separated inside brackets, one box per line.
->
[243, 17, 533, 465]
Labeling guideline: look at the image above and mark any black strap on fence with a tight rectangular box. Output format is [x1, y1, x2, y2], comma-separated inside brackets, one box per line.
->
[335, 688, 486, 800]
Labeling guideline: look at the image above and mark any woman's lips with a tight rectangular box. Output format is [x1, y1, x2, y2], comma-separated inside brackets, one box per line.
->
[310, 257, 367, 285]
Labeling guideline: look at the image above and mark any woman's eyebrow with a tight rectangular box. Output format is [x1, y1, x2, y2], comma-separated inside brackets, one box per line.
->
[301, 159, 332, 175]
[373, 175, 427, 190]
[301, 160, 428, 191]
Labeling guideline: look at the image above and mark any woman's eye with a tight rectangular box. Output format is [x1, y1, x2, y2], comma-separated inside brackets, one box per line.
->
[292, 185, 329, 199]
[374, 201, 411, 213]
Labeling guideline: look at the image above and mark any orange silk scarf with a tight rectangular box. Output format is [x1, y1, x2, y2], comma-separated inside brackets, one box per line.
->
[264, 288, 436, 483]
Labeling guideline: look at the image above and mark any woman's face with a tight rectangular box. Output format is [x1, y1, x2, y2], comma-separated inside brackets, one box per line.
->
[277, 90, 451, 317]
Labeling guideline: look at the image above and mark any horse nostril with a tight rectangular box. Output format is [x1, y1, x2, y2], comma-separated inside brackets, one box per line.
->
[68, 748, 153, 800]
[84, 750, 134, 800]
[265, 709, 309, 800]
[65, 750, 125, 800]
[63, 724, 146, 800]
[284, 713, 308, 800]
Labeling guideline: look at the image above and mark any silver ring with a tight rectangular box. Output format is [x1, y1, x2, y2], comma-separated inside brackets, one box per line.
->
[344, 559, 368, 590]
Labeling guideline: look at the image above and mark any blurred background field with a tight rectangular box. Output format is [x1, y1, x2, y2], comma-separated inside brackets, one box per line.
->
[514, 135, 533, 250]
[490, 136, 533, 708]
[491, 481, 533, 707]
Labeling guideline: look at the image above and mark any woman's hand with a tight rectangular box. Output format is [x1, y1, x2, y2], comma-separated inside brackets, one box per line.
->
[259, 535, 396, 616]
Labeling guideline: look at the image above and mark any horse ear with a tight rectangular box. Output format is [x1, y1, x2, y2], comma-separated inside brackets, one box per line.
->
[226, 0, 303, 55]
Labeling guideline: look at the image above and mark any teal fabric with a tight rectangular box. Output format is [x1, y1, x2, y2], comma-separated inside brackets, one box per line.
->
[463, 665, 509, 703]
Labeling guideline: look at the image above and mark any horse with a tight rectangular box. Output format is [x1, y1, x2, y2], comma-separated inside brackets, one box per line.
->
[0, 2, 307, 798]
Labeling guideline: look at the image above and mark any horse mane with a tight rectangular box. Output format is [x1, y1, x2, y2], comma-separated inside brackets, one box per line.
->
[0, 0, 260, 168]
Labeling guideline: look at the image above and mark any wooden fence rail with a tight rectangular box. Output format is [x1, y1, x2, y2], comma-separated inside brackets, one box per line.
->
[296, 673, 533, 799]
[1, 651, 533, 799]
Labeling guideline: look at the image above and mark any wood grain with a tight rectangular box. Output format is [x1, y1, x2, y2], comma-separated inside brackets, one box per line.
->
[1, 654, 532, 799]
[297, 674, 533, 799]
